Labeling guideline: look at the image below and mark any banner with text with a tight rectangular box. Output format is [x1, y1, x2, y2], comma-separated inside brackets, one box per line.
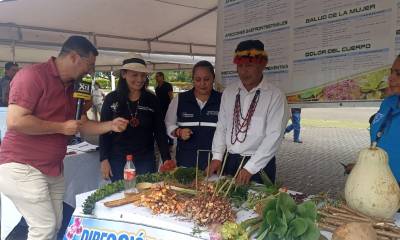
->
[216, 0, 398, 103]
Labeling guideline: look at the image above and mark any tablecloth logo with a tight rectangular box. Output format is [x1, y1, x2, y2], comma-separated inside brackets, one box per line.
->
[64, 217, 149, 240]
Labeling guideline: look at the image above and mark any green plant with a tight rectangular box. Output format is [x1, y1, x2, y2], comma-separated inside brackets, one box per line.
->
[82, 180, 124, 215]
[136, 172, 172, 183]
[244, 193, 320, 240]
[172, 167, 200, 185]
[221, 221, 248, 240]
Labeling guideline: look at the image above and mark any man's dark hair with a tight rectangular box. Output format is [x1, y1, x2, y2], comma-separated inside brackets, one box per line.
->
[5, 62, 18, 70]
[192, 60, 215, 79]
[156, 72, 165, 80]
[59, 36, 99, 57]
[235, 39, 264, 52]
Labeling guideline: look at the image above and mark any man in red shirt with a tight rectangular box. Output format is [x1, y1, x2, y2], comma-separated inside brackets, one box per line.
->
[0, 36, 128, 240]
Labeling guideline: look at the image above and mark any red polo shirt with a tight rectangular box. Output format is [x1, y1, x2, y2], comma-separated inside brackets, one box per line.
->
[0, 57, 76, 176]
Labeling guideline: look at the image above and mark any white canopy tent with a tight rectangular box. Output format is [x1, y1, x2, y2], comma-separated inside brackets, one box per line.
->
[0, 0, 218, 69]
[0, 44, 215, 71]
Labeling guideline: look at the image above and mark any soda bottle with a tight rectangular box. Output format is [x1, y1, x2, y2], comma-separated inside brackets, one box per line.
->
[124, 154, 137, 194]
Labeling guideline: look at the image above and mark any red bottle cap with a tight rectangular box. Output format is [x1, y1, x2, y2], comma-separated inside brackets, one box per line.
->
[126, 154, 133, 161]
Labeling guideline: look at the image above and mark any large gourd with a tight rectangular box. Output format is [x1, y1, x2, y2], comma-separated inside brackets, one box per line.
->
[345, 144, 400, 219]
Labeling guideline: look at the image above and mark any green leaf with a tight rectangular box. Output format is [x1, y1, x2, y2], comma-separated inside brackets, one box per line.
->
[257, 218, 270, 238]
[300, 219, 320, 240]
[259, 171, 273, 186]
[256, 228, 269, 240]
[265, 211, 287, 238]
[277, 193, 296, 222]
[266, 211, 279, 226]
[296, 201, 317, 221]
[288, 218, 308, 237]
[263, 197, 277, 216]
[266, 232, 282, 240]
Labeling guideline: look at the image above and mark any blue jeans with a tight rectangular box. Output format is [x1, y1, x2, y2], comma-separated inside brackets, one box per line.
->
[285, 112, 301, 141]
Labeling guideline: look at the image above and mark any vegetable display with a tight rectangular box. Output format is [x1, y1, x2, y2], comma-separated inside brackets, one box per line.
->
[242, 192, 320, 240]
[82, 180, 124, 214]
[318, 203, 400, 240]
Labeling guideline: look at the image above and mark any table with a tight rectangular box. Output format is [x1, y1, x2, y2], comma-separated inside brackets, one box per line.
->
[0, 151, 103, 240]
[65, 191, 337, 240]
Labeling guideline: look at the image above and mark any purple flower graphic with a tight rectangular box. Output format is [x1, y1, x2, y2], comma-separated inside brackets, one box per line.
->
[66, 217, 84, 239]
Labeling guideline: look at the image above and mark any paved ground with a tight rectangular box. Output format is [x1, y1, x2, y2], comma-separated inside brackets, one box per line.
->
[277, 126, 371, 198]
[301, 107, 378, 122]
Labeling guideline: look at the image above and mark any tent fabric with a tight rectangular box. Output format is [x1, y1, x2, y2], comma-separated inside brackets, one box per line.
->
[0, 44, 215, 71]
[0, 0, 217, 56]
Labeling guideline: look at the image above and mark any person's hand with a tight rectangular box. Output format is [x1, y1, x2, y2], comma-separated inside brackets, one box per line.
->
[205, 159, 222, 176]
[111, 117, 129, 132]
[159, 159, 176, 172]
[101, 159, 113, 180]
[61, 120, 81, 135]
[83, 100, 93, 113]
[176, 128, 192, 140]
[236, 168, 252, 185]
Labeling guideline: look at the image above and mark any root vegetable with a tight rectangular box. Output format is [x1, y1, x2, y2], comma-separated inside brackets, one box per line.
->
[332, 222, 377, 240]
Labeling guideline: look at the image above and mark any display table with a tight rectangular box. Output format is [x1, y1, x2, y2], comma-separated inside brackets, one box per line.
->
[1, 151, 103, 240]
[65, 191, 342, 240]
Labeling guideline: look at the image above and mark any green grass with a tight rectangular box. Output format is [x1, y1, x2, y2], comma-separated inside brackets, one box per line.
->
[301, 119, 369, 129]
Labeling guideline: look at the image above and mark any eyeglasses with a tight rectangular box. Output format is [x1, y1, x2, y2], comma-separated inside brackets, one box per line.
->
[390, 68, 400, 77]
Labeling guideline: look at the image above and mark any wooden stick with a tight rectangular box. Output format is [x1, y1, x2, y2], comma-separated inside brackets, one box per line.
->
[339, 204, 375, 221]
[204, 151, 211, 197]
[375, 229, 400, 238]
[318, 211, 370, 223]
[224, 156, 246, 197]
[327, 205, 370, 221]
[195, 149, 200, 192]
[218, 151, 229, 178]
[216, 178, 230, 195]
[319, 207, 400, 239]
[326, 204, 395, 225]
[211, 152, 230, 198]
[104, 193, 143, 207]
[373, 223, 400, 235]
[319, 221, 392, 240]
[317, 222, 336, 232]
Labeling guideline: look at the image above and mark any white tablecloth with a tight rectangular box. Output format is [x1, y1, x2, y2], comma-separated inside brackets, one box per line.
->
[72, 191, 339, 240]
[0, 151, 103, 240]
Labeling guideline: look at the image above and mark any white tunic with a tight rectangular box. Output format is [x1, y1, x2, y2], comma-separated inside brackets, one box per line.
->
[212, 78, 289, 174]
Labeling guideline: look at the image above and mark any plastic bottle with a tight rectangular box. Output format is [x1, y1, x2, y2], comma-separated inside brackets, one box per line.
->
[124, 154, 137, 194]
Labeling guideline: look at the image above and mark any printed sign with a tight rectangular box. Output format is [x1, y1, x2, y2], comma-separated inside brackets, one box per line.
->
[64, 216, 206, 240]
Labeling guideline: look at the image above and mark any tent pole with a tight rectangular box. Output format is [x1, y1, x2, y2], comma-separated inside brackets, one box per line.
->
[111, 69, 116, 91]
[11, 41, 16, 63]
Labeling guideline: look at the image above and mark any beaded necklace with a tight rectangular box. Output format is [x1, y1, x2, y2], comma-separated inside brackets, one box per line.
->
[231, 88, 260, 144]
[127, 100, 140, 128]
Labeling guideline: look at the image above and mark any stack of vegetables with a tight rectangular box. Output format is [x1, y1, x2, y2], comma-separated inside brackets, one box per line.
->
[82, 180, 124, 214]
[221, 192, 320, 240]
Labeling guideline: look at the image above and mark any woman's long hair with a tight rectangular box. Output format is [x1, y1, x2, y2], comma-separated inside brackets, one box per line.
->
[116, 69, 146, 104]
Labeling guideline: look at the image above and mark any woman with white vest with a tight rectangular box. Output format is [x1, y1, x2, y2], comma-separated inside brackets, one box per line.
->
[165, 61, 221, 170]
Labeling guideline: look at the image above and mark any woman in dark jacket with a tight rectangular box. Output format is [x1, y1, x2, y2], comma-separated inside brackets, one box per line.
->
[100, 54, 171, 181]
[165, 61, 221, 170]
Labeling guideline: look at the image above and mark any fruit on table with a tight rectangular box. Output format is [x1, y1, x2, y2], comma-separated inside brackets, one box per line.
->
[345, 146, 400, 219]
